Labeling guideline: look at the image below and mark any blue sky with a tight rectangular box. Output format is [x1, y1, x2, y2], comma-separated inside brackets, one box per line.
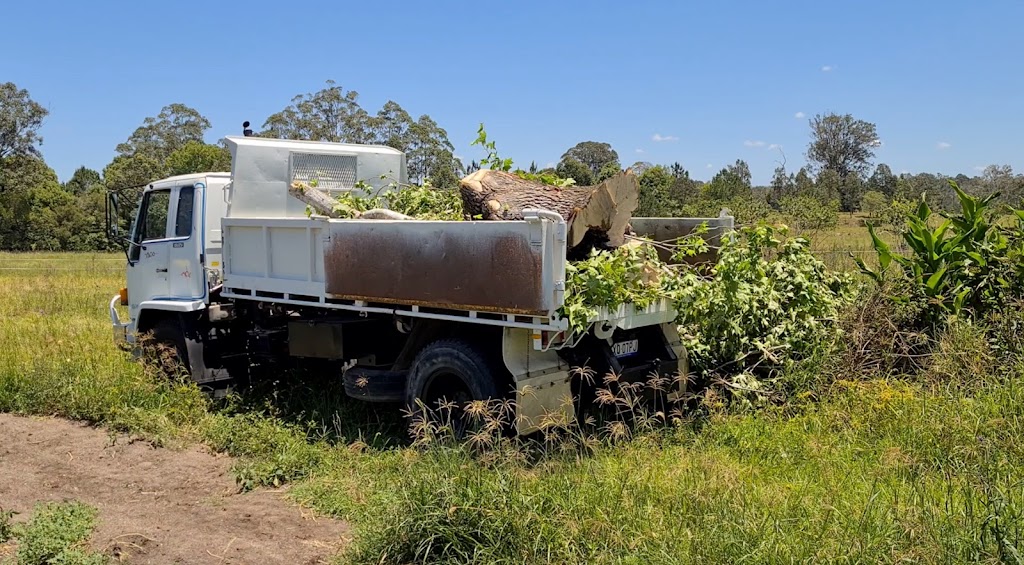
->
[3, 0, 1022, 185]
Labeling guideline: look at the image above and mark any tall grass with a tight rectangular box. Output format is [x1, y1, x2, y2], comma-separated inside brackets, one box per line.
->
[0, 253, 1021, 563]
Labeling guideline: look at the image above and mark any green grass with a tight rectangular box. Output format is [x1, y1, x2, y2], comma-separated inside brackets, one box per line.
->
[0, 252, 1022, 564]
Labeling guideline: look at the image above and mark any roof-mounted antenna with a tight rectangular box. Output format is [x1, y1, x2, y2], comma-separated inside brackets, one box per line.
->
[243, 121, 254, 137]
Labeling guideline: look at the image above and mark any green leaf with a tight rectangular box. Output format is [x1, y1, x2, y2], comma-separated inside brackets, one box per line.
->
[932, 219, 951, 246]
[866, 223, 892, 271]
[925, 264, 948, 292]
[953, 287, 971, 312]
[852, 254, 882, 284]
[916, 197, 931, 221]
[950, 180, 978, 220]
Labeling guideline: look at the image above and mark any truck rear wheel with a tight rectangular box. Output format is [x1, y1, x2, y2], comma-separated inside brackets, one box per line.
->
[404, 339, 501, 433]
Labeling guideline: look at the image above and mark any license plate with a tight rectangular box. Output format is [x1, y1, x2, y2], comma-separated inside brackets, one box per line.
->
[612, 339, 639, 358]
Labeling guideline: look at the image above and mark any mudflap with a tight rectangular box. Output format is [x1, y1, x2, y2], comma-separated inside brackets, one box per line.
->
[343, 367, 407, 403]
[502, 328, 574, 435]
[180, 313, 233, 389]
[559, 323, 685, 414]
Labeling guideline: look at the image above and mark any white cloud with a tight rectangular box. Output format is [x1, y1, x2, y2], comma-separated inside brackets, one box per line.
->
[544, 162, 555, 169]
[706, 163, 713, 169]
[794, 111, 806, 119]
[744, 140, 782, 151]
[936, 141, 952, 150]
[635, 148, 645, 154]
[821, 65, 834, 72]
[651, 133, 679, 142]
[973, 165, 986, 172]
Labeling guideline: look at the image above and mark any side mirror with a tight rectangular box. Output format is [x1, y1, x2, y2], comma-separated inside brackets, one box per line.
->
[106, 192, 136, 262]
[105, 192, 120, 240]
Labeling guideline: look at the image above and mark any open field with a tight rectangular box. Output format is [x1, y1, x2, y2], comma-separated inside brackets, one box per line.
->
[1, 250, 1022, 563]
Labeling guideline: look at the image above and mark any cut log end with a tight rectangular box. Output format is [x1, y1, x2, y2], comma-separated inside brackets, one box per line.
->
[458, 170, 640, 252]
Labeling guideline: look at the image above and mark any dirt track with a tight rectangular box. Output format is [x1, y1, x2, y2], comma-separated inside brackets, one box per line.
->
[0, 414, 347, 564]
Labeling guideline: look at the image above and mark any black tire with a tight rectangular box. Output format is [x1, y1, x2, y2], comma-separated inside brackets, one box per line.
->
[404, 339, 502, 432]
[146, 317, 191, 378]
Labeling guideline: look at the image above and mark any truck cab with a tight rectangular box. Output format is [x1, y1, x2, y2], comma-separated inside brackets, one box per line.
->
[115, 173, 229, 338]
[110, 138, 408, 384]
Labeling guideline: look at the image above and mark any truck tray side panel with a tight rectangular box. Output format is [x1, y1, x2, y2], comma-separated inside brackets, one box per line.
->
[325, 220, 558, 316]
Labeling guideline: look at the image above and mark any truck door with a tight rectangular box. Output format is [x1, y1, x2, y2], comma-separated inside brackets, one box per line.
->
[167, 184, 205, 300]
[126, 188, 173, 317]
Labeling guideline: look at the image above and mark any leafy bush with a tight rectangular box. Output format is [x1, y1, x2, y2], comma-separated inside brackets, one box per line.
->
[0, 506, 13, 543]
[872, 197, 916, 234]
[558, 223, 855, 401]
[860, 190, 888, 218]
[676, 224, 855, 397]
[780, 194, 839, 230]
[675, 194, 779, 226]
[14, 501, 106, 565]
[856, 181, 1024, 324]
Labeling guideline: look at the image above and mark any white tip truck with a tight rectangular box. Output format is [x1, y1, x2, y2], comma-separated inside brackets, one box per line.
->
[107, 135, 732, 433]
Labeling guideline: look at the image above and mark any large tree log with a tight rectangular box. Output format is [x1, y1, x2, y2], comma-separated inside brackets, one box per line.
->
[458, 170, 639, 250]
[288, 181, 412, 220]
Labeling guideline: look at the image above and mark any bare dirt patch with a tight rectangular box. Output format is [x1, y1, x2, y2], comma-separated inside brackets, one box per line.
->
[0, 414, 347, 564]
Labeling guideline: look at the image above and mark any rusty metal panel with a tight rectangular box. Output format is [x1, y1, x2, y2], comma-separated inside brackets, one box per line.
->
[325, 221, 550, 316]
[630, 214, 734, 265]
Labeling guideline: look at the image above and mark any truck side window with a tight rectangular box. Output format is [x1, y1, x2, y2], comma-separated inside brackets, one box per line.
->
[175, 186, 195, 238]
[128, 189, 171, 262]
[141, 191, 171, 242]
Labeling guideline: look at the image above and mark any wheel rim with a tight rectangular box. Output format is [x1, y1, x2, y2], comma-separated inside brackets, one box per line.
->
[420, 371, 474, 435]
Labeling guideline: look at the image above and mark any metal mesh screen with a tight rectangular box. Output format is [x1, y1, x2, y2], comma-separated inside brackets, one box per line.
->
[290, 152, 357, 192]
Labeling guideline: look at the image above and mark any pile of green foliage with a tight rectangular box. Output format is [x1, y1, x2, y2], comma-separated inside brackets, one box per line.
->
[558, 224, 856, 397]
[329, 179, 464, 221]
[558, 242, 681, 335]
[322, 123, 575, 222]
[675, 225, 855, 389]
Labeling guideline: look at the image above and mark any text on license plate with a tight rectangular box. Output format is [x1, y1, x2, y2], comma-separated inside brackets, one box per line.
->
[612, 339, 639, 358]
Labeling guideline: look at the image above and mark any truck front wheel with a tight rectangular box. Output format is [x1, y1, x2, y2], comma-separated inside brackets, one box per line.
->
[404, 339, 502, 433]
[143, 317, 190, 378]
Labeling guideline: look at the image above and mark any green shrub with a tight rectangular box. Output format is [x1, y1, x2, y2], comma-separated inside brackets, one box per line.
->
[0, 506, 13, 543]
[780, 194, 839, 230]
[861, 190, 888, 218]
[676, 224, 856, 399]
[856, 180, 1024, 324]
[14, 501, 106, 565]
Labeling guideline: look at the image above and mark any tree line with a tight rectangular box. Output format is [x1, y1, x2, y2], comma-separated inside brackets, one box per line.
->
[1, 80, 1021, 251]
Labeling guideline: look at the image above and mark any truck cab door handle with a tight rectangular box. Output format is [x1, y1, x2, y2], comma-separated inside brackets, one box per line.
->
[156, 268, 168, 273]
